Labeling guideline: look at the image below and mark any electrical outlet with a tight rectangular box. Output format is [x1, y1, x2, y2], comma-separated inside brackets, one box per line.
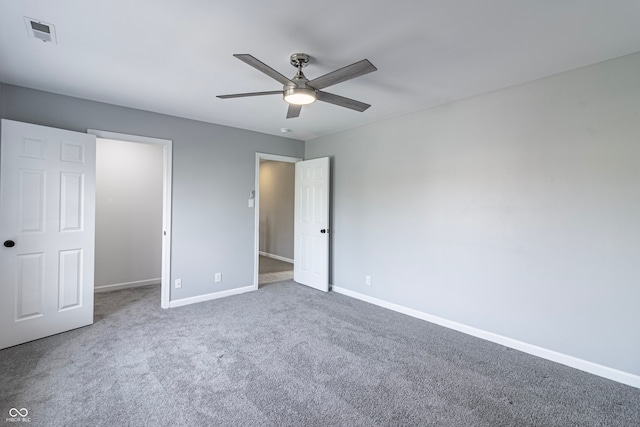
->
[365, 275, 371, 286]
[215, 273, 222, 283]
[175, 278, 182, 289]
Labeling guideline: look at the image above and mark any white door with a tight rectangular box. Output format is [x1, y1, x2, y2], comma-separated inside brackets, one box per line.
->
[0, 119, 96, 350]
[294, 157, 330, 292]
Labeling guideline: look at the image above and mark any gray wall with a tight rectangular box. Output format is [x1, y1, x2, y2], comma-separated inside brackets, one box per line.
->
[306, 52, 640, 376]
[95, 139, 163, 288]
[259, 160, 294, 260]
[0, 83, 3, 143]
[0, 85, 304, 301]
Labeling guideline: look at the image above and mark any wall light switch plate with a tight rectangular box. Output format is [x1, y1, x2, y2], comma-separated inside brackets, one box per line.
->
[248, 199, 254, 208]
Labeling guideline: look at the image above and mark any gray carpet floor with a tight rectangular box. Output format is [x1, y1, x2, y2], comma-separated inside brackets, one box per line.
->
[1, 282, 639, 426]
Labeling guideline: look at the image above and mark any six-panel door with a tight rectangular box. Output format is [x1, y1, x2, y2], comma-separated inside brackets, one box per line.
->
[293, 157, 330, 292]
[0, 119, 96, 349]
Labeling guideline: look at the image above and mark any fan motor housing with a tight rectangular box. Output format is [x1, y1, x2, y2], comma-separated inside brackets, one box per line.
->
[283, 73, 317, 105]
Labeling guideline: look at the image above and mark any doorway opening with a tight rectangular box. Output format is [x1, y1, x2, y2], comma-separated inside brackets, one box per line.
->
[89, 130, 172, 308]
[254, 153, 301, 289]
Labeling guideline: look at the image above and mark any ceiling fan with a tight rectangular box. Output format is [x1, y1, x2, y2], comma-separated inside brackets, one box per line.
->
[217, 53, 377, 119]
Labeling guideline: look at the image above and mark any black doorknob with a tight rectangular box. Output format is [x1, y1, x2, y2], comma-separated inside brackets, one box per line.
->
[3, 240, 15, 248]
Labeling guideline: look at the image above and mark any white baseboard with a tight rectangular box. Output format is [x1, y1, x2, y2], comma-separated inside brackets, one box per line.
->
[332, 286, 640, 389]
[169, 285, 254, 308]
[259, 251, 293, 264]
[94, 278, 160, 293]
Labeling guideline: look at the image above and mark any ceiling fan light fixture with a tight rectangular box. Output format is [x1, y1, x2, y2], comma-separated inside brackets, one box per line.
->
[218, 53, 376, 118]
[284, 87, 316, 105]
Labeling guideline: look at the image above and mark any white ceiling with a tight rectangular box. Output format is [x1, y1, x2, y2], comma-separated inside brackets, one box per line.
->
[1, 1, 639, 141]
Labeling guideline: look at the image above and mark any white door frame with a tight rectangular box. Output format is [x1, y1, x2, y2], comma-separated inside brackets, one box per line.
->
[88, 130, 173, 309]
[254, 153, 302, 290]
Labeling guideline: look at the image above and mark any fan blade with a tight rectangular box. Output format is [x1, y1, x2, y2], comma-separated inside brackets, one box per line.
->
[317, 91, 371, 112]
[217, 91, 282, 99]
[234, 54, 295, 86]
[306, 59, 377, 90]
[286, 104, 302, 119]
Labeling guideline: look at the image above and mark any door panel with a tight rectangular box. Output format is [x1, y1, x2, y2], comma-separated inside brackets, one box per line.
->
[16, 252, 44, 320]
[60, 172, 84, 231]
[58, 248, 83, 310]
[0, 119, 96, 349]
[294, 157, 330, 292]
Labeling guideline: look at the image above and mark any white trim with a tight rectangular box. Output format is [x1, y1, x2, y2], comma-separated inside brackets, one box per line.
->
[332, 286, 640, 389]
[169, 285, 254, 308]
[95, 279, 160, 293]
[259, 251, 294, 264]
[88, 130, 170, 146]
[254, 153, 302, 291]
[257, 153, 303, 163]
[88, 129, 173, 309]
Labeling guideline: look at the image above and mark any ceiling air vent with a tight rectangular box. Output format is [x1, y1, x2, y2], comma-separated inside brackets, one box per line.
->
[24, 17, 57, 44]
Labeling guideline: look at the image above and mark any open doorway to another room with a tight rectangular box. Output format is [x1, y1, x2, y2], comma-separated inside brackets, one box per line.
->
[95, 138, 163, 292]
[254, 154, 301, 288]
[90, 130, 173, 308]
